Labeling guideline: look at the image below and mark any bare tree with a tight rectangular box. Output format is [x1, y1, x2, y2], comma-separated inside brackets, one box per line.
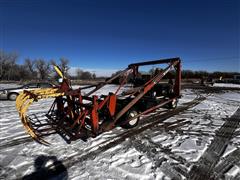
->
[81, 71, 92, 79]
[50, 58, 70, 79]
[59, 57, 70, 76]
[76, 68, 83, 79]
[35, 59, 50, 80]
[75, 68, 93, 79]
[24, 58, 37, 79]
[18, 64, 29, 80]
[50, 59, 57, 66]
[0, 50, 18, 80]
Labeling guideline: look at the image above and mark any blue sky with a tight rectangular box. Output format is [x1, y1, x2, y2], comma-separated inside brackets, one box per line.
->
[0, 0, 239, 75]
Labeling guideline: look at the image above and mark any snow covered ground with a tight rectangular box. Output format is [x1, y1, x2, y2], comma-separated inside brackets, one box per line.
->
[213, 83, 240, 88]
[0, 84, 240, 179]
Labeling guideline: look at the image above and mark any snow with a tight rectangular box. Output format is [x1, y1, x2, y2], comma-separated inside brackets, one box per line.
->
[0, 84, 240, 179]
[213, 83, 240, 88]
[225, 166, 240, 178]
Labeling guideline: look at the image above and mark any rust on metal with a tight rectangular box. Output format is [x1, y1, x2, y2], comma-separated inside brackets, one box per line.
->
[16, 58, 182, 144]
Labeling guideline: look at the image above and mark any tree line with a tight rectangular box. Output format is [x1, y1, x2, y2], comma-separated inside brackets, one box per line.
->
[0, 50, 96, 81]
[146, 67, 239, 80]
[0, 49, 239, 81]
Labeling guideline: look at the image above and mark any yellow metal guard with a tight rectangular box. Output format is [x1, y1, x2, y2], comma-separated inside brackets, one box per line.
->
[16, 88, 65, 145]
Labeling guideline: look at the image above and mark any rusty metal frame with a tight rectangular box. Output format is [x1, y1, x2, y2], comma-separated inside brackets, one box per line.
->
[46, 57, 181, 141]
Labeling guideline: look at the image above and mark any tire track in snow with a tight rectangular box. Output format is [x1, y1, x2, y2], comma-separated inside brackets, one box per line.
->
[17, 94, 206, 179]
[213, 148, 240, 179]
[189, 107, 240, 180]
[131, 135, 189, 180]
[0, 92, 205, 151]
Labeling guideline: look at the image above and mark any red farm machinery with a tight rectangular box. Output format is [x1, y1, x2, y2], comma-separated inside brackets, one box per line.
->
[16, 58, 182, 145]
